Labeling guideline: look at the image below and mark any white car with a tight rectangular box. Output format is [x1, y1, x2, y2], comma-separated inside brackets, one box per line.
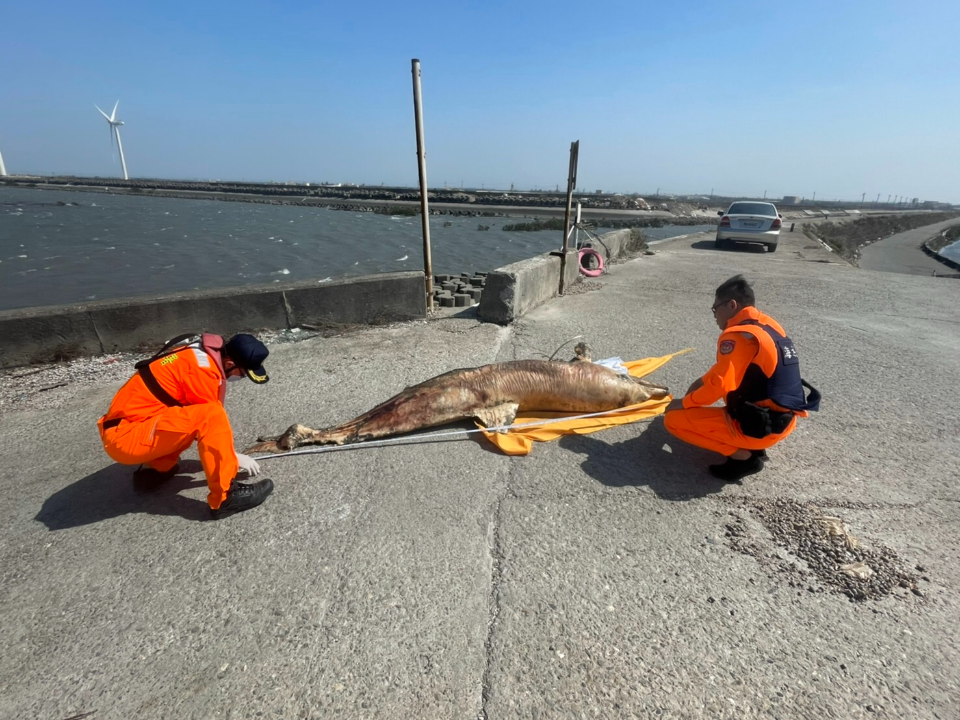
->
[716, 201, 783, 252]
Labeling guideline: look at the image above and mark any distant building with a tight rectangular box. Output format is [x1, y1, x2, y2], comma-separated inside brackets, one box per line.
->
[782, 195, 801, 205]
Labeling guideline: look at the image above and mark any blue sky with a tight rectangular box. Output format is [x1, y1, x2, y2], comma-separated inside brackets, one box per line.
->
[2, 1, 957, 201]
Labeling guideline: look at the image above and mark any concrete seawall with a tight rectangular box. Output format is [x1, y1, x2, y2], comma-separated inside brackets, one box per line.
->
[0, 229, 646, 367]
[478, 228, 645, 324]
[0, 272, 426, 368]
[922, 239, 960, 272]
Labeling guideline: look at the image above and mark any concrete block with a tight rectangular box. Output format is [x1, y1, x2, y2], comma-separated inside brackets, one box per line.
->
[561, 249, 580, 290]
[439, 295, 455, 307]
[92, 288, 287, 355]
[583, 228, 638, 262]
[478, 254, 562, 324]
[0, 272, 426, 369]
[0, 310, 104, 366]
[283, 272, 426, 327]
[477, 228, 640, 325]
[454, 293, 471, 307]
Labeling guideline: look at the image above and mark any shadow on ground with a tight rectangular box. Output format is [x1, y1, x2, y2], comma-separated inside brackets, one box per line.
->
[558, 417, 730, 500]
[36, 460, 210, 530]
[691, 240, 768, 253]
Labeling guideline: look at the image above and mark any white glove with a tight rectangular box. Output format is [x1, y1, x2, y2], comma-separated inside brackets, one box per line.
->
[236, 452, 261, 476]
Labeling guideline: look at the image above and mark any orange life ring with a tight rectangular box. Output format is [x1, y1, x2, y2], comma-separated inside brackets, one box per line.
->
[578, 247, 604, 277]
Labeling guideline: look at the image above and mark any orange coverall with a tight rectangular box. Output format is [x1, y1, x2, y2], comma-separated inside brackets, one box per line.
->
[97, 346, 238, 509]
[664, 307, 804, 457]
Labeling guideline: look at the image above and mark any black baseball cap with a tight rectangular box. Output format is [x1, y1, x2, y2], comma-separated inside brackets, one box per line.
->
[225, 334, 270, 384]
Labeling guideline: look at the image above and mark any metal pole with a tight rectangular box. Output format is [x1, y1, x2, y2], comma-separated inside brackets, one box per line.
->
[559, 140, 579, 294]
[411, 59, 433, 311]
[573, 201, 582, 250]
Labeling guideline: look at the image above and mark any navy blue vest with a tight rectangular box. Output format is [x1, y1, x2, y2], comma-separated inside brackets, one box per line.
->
[729, 320, 820, 413]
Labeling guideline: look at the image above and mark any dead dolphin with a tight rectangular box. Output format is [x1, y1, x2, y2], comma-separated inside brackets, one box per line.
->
[246, 344, 669, 453]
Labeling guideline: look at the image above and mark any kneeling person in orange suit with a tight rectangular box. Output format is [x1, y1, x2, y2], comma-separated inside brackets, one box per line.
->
[664, 275, 820, 482]
[98, 332, 275, 519]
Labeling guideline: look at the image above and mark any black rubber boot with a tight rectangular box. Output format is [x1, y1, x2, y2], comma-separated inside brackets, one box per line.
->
[709, 455, 764, 482]
[133, 463, 180, 492]
[752, 449, 769, 462]
[210, 478, 275, 519]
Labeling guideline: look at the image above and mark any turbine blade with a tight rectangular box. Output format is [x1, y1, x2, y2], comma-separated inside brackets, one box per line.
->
[95, 104, 111, 121]
[111, 100, 119, 122]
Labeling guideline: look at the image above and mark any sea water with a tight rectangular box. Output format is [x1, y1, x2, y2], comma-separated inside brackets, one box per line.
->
[0, 186, 713, 311]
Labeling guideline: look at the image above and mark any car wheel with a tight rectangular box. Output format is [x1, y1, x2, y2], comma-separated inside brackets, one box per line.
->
[766, 243, 778, 253]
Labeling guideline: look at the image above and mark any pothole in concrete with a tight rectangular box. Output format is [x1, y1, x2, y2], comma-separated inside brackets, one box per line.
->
[724, 498, 927, 602]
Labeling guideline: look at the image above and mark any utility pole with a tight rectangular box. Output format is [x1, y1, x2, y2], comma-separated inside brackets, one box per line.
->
[410, 58, 433, 311]
[876, 194, 880, 204]
[558, 140, 580, 295]
[812, 191, 816, 202]
[861, 192, 865, 205]
[763, 190, 767, 199]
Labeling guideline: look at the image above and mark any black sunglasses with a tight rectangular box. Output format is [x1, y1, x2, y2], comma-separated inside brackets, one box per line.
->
[711, 299, 730, 314]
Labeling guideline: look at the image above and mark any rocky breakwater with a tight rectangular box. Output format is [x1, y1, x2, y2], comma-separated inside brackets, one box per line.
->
[4, 176, 715, 218]
[431, 272, 487, 308]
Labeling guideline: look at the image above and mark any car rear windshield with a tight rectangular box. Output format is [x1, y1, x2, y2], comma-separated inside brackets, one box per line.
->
[727, 203, 777, 216]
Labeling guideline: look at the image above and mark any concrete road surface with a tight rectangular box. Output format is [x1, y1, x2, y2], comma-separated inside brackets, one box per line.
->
[1, 222, 959, 718]
[859, 217, 960, 275]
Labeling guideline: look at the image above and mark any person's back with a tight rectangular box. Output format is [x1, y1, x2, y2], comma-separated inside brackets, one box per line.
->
[103, 339, 224, 422]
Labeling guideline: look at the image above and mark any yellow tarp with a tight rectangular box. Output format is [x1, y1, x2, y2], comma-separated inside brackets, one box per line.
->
[479, 349, 691, 456]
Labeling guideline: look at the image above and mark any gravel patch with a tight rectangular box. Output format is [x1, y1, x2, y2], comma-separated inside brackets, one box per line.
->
[0, 323, 433, 414]
[724, 498, 926, 603]
[563, 279, 604, 295]
[0, 351, 149, 413]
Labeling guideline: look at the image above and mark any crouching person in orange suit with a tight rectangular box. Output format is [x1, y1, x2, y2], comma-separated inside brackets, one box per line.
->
[664, 275, 820, 482]
[98, 332, 275, 519]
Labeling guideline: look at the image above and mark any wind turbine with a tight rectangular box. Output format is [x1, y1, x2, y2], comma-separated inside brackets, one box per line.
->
[95, 100, 129, 180]
[0, 145, 7, 176]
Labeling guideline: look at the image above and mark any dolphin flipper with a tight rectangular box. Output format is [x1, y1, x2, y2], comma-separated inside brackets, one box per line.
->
[474, 402, 520, 433]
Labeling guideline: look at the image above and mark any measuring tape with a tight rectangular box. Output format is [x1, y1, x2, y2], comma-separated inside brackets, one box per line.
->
[253, 403, 664, 460]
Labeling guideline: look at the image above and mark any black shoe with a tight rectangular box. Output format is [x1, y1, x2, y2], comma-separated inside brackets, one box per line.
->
[210, 478, 275, 519]
[709, 455, 764, 482]
[133, 463, 180, 492]
[752, 449, 769, 462]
